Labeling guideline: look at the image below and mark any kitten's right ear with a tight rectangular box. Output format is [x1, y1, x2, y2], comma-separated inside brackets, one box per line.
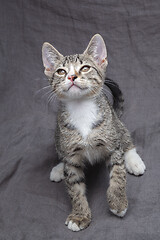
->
[42, 42, 63, 77]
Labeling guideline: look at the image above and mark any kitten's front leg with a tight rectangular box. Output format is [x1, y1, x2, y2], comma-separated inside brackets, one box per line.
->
[64, 157, 91, 232]
[107, 150, 128, 217]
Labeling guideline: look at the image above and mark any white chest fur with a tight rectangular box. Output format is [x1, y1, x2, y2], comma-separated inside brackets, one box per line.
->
[66, 99, 98, 139]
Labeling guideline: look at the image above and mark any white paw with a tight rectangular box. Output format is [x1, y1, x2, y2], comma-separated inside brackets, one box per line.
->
[110, 208, 127, 217]
[50, 163, 65, 182]
[66, 220, 81, 232]
[125, 148, 146, 176]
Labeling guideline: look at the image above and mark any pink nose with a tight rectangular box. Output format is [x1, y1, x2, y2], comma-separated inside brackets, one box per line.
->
[68, 75, 77, 81]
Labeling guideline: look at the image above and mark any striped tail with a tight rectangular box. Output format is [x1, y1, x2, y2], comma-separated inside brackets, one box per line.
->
[104, 77, 124, 118]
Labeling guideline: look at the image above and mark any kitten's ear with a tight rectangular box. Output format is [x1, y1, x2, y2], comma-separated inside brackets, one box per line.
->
[42, 42, 63, 77]
[84, 34, 108, 67]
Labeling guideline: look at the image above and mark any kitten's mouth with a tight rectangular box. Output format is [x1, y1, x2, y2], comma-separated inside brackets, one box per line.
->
[68, 83, 87, 91]
[68, 84, 78, 90]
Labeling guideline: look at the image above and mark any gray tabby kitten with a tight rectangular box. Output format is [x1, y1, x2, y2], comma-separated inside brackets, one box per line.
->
[42, 34, 146, 232]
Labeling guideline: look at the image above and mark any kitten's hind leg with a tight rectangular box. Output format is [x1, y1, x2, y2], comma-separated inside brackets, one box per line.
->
[50, 162, 65, 182]
[124, 148, 146, 176]
[107, 150, 128, 217]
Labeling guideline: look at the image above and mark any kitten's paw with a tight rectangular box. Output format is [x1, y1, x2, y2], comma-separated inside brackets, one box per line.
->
[65, 214, 91, 232]
[107, 186, 128, 218]
[50, 163, 65, 182]
[65, 220, 80, 232]
[110, 208, 127, 217]
[125, 148, 146, 176]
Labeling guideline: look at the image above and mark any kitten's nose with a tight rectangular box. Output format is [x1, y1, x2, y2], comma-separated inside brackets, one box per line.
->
[68, 75, 77, 81]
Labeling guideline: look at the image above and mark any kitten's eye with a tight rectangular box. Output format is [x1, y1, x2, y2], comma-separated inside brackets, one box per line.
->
[57, 69, 66, 75]
[80, 65, 90, 73]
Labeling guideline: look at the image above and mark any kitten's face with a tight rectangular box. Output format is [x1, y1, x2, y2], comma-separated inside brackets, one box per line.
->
[42, 34, 108, 100]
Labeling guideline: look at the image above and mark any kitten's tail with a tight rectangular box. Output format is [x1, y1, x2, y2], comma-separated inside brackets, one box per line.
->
[104, 77, 124, 118]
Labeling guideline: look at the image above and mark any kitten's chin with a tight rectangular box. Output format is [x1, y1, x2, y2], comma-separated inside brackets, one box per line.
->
[59, 90, 84, 101]
[62, 84, 87, 100]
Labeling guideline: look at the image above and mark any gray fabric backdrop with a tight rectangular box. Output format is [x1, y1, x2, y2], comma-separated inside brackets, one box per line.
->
[0, 0, 160, 239]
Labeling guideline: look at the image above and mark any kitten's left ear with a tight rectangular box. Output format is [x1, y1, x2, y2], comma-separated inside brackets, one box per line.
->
[84, 34, 108, 67]
[42, 42, 63, 77]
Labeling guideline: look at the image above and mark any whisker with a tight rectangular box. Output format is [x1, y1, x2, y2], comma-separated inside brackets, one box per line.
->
[35, 85, 51, 95]
[47, 91, 58, 108]
[34, 77, 48, 82]
[47, 91, 54, 102]
[103, 87, 115, 101]
[47, 87, 58, 101]
[103, 86, 112, 93]
[41, 89, 53, 99]
[48, 93, 57, 105]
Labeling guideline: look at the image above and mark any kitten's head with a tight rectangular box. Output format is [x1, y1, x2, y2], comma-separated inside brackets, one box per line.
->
[42, 34, 108, 101]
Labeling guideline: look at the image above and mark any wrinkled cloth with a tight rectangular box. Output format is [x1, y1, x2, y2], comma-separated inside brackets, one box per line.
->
[0, 0, 160, 239]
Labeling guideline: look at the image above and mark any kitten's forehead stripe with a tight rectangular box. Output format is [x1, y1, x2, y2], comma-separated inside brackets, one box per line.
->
[77, 54, 83, 64]
[62, 54, 83, 66]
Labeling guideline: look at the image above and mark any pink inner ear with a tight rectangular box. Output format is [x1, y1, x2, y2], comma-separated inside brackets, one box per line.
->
[86, 35, 107, 66]
[43, 52, 54, 71]
[42, 44, 56, 72]
[97, 41, 107, 64]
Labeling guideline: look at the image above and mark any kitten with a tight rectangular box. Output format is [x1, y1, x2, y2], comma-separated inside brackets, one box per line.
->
[42, 34, 146, 232]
